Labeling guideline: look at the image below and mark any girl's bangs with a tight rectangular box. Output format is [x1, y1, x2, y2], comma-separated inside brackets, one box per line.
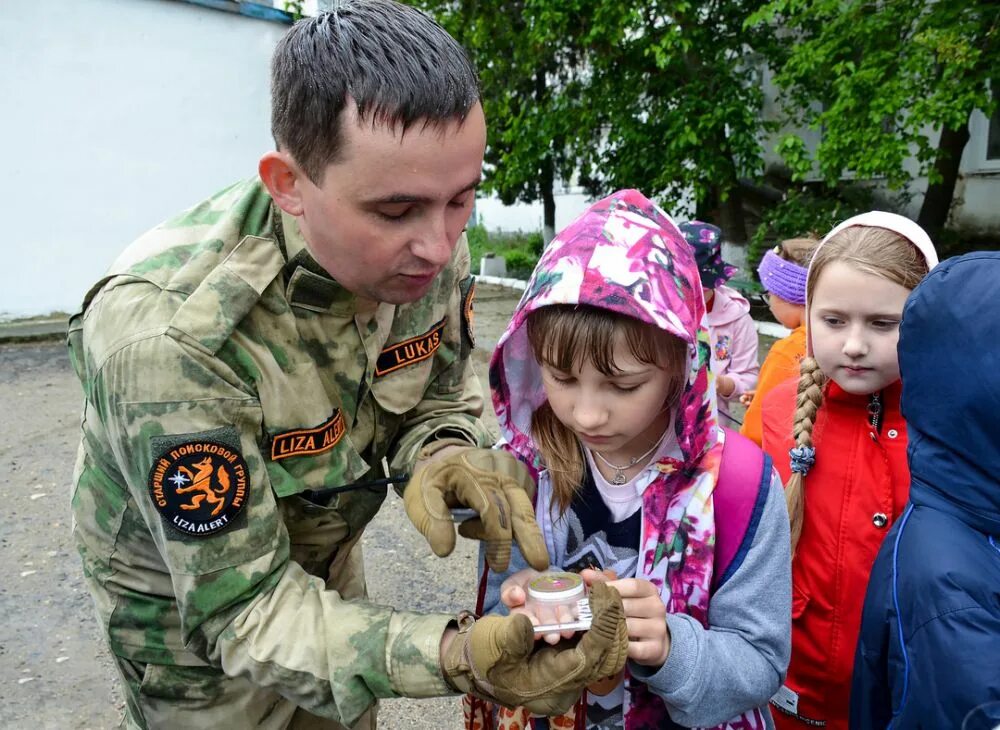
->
[527, 305, 670, 376]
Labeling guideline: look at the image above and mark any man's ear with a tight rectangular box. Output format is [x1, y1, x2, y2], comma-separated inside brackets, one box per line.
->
[259, 150, 305, 216]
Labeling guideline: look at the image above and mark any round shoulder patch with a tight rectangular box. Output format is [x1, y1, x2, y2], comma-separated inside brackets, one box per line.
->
[148, 440, 250, 537]
[462, 278, 476, 348]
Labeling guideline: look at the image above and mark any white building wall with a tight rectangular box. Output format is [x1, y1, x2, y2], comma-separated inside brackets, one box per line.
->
[0, 0, 288, 319]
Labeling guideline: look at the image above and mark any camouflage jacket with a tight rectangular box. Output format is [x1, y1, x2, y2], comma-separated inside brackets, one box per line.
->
[67, 179, 491, 727]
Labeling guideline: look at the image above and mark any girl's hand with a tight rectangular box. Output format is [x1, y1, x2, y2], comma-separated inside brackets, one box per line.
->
[717, 374, 736, 398]
[499, 568, 540, 612]
[739, 389, 756, 407]
[579, 567, 617, 587]
[607, 578, 671, 668]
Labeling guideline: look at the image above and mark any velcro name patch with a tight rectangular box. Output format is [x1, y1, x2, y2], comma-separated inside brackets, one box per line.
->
[270, 410, 346, 461]
[375, 318, 447, 376]
[148, 440, 249, 538]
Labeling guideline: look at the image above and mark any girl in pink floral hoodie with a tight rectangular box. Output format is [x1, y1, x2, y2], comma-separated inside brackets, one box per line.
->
[677, 221, 759, 428]
[466, 190, 791, 730]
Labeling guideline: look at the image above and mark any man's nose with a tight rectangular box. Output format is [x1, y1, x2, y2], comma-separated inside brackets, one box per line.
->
[412, 213, 454, 267]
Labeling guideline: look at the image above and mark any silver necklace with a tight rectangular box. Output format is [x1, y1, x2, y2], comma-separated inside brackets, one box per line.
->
[591, 441, 661, 485]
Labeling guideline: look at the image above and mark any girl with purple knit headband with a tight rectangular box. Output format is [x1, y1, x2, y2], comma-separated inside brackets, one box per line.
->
[740, 237, 818, 446]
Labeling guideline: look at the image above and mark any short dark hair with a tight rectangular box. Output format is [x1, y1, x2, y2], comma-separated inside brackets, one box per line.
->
[270, 0, 481, 183]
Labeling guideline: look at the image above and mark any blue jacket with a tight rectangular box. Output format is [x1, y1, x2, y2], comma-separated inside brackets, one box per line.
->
[850, 252, 1000, 729]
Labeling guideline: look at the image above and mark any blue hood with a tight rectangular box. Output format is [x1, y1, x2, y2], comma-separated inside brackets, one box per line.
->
[898, 251, 1000, 536]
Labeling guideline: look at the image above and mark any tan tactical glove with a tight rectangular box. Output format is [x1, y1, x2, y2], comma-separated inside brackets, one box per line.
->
[442, 582, 629, 716]
[404, 445, 549, 571]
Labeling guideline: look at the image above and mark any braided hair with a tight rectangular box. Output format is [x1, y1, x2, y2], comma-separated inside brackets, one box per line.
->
[786, 225, 929, 555]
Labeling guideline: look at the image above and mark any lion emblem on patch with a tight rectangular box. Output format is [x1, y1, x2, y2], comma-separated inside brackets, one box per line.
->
[148, 440, 249, 537]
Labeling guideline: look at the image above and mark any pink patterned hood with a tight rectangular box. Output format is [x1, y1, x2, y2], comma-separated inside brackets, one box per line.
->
[489, 188, 720, 476]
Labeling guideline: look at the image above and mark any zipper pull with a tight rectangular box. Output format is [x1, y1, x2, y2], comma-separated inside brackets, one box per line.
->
[867, 391, 883, 435]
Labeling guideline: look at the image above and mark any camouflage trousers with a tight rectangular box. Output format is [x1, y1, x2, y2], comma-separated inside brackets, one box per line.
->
[112, 541, 377, 730]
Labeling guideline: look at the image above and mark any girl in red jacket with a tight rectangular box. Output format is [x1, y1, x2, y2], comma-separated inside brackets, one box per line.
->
[759, 212, 938, 730]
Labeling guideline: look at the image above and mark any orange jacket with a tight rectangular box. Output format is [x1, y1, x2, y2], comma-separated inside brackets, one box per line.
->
[740, 325, 806, 446]
[761, 378, 910, 730]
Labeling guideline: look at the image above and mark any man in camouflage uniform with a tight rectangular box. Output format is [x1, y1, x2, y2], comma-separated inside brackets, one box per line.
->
[67, 2, 628, 728]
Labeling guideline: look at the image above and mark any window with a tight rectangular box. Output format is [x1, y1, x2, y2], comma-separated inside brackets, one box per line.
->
[987, 85, 1000, 161]
[970, 81, 1000, 171]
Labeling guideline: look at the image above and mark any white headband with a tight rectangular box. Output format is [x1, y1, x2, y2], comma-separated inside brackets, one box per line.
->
[806, 211, 939, 355]
[814, 211, 939, 271]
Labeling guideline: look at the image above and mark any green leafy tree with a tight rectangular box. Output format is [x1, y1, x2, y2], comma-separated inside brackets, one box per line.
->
[417, 1, 591, 242]
[420, 1, 777, 243]
[571, 2, 777, 242]
[751, 0, 999, 238]
[282, 0, 305, 19]
[746, 183, 874, 273]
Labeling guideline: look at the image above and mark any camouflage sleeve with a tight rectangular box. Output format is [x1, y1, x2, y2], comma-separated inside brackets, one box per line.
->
[90, 331, 455, 724]
[389, 236, 496, 475]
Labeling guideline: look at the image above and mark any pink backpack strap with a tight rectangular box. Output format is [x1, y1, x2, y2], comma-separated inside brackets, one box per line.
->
[712, 428, 773, 593]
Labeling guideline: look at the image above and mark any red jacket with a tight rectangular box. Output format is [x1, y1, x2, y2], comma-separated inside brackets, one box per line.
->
[761, 378, 910, 730]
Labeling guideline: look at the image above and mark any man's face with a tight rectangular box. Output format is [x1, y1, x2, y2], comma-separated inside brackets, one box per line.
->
[295, 103, 486, 304]
[809, 260, 911, 395]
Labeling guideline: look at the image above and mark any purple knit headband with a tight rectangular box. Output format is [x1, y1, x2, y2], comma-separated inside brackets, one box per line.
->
[758, 249, 808, 305]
